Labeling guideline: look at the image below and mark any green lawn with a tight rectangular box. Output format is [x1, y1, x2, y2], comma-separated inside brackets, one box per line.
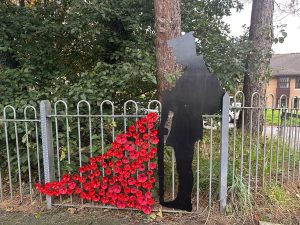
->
[265, 109, 300, 126]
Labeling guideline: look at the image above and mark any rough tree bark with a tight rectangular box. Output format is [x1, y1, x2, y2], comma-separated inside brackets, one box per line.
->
[242, 0, 274, 132]
[154, 0, 181, 98]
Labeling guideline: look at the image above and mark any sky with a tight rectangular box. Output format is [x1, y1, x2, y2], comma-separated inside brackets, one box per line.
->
[223, 1, 300, 54]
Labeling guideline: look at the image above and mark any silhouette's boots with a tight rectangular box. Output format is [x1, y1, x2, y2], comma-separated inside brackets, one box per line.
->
[161, 155, 193, 212]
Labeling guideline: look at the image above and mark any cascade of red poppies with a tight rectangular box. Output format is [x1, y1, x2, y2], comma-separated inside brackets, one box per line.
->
[35, 112, 159, 214]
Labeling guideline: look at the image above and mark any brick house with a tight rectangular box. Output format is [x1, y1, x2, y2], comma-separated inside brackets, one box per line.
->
[266, 53, 300, 108]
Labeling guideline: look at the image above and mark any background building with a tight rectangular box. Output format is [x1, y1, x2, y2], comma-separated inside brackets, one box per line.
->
[266, 53, 300, 108]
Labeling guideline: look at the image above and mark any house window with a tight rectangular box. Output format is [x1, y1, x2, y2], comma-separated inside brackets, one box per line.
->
[279, 98, 288, 108]
[294, 98, 299, 109]
[279, 77, 289, 88]
[295, 77, 300, 89]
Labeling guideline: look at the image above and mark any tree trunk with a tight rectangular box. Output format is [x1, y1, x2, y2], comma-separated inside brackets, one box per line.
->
[154, 0, 181, 98]
[242, 0, 274, 132]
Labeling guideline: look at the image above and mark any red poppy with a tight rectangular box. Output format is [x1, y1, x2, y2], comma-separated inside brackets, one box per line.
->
[116, 201, 126, 209]
[145, 191, 152, 198]
[104, 168, 112, 176]
[72, 174, 80, 181]
[138, 164, 146, 171]
[128, 178, 136, 186]
[150, 147, 157, 154]
[147, 123, 154, 129]
[79, 166, 86, 173]
[139, 149, 147, 157]
[88, 173, 94, 180]
[102, 177, 108, 183]
[116, 134, 127, 144]
[131, 187, 137, 194]
[147, 112, 158, 123]
[92, 179, 100, 188]
[83, 183, 92, 191]
[142, 206, 152, 215]
[99, 189, 105, 196]
[89, 157, 96, 163]
[137, 196, 147, 205]
[128, 125, 136, 132]
[136, 190, 143, 197]
[90, 163, 98, 170]
[124, 187, 131, 194]
[93, 169, 100, 177]
[92, 194, 100, 202]
[138, 126, 146, 133]
[61, 174, 71, 182]
[147, 198, 155, 205]
[79, 176, 86, 183]
[75, 188, 82, 194]
[101, 196, 109, 204]
[113, 185, 121, 194]
[150, 137, 159, 144]
[67, 181, 76, 190]
[142, 133, 149, 140]
[95, 155, 102, 162]
[150, 130, 158, 137]
[149, 162, 156, 170]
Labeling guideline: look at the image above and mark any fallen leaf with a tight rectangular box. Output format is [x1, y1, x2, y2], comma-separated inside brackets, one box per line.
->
[156, 207, 163, 218]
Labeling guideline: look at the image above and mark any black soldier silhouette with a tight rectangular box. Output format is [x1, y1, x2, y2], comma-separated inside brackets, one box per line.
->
[157, 32, 225, 211]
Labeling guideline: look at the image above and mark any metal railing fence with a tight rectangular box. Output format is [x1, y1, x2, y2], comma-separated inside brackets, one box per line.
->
[229, 92, 300, 195]
[0, 96, 229, 213]
[3, 92, 299, 213]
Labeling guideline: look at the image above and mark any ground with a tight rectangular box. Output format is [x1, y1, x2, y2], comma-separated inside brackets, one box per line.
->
[0, 198, 300, 225]
[0, 183, 300, 225]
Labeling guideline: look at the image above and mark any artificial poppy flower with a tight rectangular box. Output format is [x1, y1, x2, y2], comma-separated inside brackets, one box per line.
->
[147, 112, 158, 123]
[113, 185, 121, 194]
[138, 126, 146, 133]
[145, 192, 152, 198]
[147, 123, 154, 129]
[61, 174, 71, 182]
[115, 160, 122, 167]
[67, 181, 76, 190]
[128, 125, 136, 132]
[149, 137, 159, 144]
[88, 173, 94, 180]
[89, 157, 96, 163]
[95, 155, 102, 162]
[75, 188, 82, 194]
[136, 190, 143, 197]
[101, 196, 109, 204]
[92, 194, 100, 202]
[138, 164, 146, 171]
[128, 178, 136, 186]
[149, 162, 156, 170]
[147, 198, 155, 205]
[102, 177, 108, 183]
[116, 134, 127, 144]
[104, 168, 112, 176]
[131, 187, 137, 194]
[139, 149, 147, 157]
[79, 176, 86, 183]
[137, 196, 147, 205]
[142, 206, 152, 215]
[90, 163, 98, 170]
[72, 174, 80, 181]
[146, 170, 153, 176]
[116, 201, 126, 209]
[83, 182, 92, 191]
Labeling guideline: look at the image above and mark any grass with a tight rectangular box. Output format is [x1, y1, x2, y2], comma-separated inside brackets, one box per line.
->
[265, 109, 300, 126]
